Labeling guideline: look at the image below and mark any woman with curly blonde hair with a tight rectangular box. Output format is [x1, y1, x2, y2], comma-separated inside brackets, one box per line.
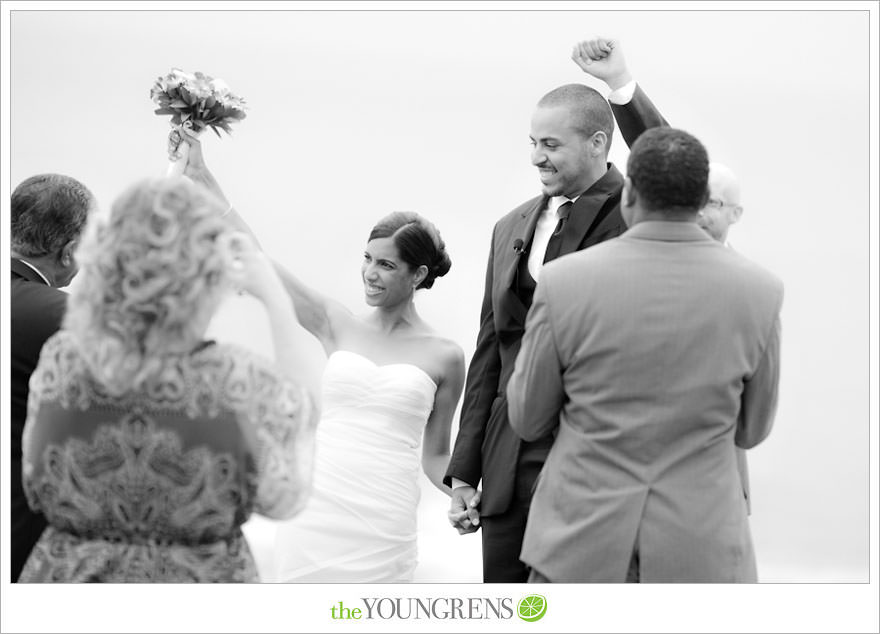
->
[18, 177, 321, 583]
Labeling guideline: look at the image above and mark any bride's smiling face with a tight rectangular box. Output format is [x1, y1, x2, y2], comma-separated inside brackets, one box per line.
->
[361, 237, 420, 307]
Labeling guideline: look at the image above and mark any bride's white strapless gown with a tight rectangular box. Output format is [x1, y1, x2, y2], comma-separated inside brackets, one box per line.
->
[274, 350, 437, 582]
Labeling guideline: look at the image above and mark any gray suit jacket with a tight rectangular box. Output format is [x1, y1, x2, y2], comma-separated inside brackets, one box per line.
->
[507, 221, 783, 582]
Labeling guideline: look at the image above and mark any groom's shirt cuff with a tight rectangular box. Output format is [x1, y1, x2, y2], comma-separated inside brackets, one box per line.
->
[451, 478, 472, 490]
[607, 79, 637, 105]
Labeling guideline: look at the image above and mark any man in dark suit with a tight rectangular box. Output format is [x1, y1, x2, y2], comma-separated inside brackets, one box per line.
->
[443, 37, 667, 582]
[10, 173, 95, 581]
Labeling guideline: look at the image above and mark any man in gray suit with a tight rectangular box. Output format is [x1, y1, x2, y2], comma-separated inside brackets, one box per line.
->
[507, 128, 783, 582]
[698, 162, 752, 514]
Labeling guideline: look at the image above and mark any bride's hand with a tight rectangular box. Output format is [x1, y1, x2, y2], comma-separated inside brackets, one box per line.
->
[180, 128, 205, 171]
[180, 129, 228, 204]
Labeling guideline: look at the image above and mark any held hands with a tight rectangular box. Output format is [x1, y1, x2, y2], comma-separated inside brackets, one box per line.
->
[571, 36, 633, 91]
[448, 486, 482, 535]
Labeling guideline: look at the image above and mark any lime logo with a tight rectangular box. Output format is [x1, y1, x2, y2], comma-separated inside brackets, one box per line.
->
[517, 594, 547, 622]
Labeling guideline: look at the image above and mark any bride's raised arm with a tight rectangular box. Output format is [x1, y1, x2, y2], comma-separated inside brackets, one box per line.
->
[181, 132, 353, 353]
[270, 263, 352, 353]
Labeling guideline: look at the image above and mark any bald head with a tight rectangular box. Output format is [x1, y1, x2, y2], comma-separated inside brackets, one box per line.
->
[697, 162, 744, 243]
[708, 162, 741, 207]
[537, 84, 615, 154]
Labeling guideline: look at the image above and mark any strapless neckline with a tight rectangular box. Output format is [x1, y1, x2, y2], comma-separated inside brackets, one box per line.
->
[328, 349, 438, 389]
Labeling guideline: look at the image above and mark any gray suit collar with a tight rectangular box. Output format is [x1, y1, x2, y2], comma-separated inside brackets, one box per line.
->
[623, 220, 714, 242]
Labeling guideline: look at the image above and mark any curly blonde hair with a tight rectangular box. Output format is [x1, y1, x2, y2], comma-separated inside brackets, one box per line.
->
[64, 177, 237, 395]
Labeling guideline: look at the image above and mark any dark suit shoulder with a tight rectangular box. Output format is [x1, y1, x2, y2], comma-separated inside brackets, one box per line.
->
[496, 194, 545, 228]
[11, 279, 68, 341]
[490, 195, 545, 250]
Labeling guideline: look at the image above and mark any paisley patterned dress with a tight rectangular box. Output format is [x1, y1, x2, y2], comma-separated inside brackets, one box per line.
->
[18, 331, 317, 583]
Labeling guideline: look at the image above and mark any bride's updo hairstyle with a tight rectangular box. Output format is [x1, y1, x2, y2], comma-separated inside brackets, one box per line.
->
[368, 212, 452, 290]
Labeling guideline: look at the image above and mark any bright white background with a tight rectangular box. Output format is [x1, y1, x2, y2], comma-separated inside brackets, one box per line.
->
[1, 2, 877, 633]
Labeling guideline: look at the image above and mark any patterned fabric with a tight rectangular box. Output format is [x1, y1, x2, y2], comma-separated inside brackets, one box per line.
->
[19, 331, 317, 583]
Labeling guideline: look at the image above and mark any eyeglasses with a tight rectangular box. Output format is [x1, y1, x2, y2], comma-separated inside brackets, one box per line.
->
[705, 198, 731, 209]
[699, 199, 742, 218]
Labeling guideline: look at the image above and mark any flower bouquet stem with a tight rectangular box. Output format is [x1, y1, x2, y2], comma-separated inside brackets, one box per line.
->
[166, 123, 201, 177]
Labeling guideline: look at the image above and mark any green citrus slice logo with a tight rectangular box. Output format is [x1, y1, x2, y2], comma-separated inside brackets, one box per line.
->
[517, 594, 547, 622]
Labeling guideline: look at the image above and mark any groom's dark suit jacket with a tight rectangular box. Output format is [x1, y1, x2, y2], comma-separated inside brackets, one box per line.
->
[444, 86, 668, 517]
[10, 259, 67, 581]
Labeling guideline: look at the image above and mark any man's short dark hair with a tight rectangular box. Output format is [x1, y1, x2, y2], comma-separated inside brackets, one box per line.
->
[11, 174, 95, 257]
[626, 128, 710, 213]
[538, 84, 615, 154]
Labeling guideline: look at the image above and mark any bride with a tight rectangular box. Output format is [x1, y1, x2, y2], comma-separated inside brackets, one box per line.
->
[180, 134, 465, 583]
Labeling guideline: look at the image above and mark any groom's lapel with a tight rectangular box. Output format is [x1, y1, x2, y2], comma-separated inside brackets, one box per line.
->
[503, 195, 546, 292]
[557, 164, 623, 255]
[496, 196, 546, 332]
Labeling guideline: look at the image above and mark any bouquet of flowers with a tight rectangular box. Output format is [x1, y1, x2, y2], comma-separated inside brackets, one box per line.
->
[151, 68, 247, 174]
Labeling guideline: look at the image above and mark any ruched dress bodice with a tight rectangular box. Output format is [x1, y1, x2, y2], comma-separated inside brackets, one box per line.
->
[275, 350, 437, 582]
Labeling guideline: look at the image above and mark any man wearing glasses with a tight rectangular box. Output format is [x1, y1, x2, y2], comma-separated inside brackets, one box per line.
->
[697, 162, 744, 245]
[698, 162, 752, 514]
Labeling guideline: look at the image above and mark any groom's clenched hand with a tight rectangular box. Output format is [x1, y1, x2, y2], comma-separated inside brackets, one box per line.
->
[448, 486, 481, 535]
[571, 36, 633, 91]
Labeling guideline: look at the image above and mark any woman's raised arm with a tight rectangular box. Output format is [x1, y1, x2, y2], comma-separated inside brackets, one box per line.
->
[181, 132, 353, 352]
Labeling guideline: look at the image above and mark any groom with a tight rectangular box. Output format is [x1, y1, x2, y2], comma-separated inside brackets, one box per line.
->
[444, 37, 667, 582]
